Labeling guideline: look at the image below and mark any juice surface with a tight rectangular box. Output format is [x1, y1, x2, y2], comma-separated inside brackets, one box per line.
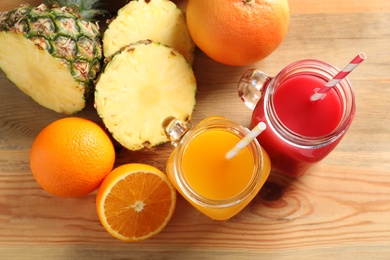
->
[182, 129, 254, 200]
[273, 74, 343, 137]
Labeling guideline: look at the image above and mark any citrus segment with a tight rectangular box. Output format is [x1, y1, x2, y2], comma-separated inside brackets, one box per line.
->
[96, 163, 176, 242]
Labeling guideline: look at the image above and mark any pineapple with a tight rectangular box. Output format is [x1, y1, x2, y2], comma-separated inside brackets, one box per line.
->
[103, 0, 195, 64]
[94, 40, 196, 151]
[0, 0, 107, 114]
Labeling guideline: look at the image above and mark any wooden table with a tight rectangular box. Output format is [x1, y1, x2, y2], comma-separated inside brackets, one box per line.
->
[1, 0, 389, 259]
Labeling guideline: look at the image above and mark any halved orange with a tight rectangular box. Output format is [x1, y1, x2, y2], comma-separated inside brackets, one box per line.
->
[96, 163, 176, 242]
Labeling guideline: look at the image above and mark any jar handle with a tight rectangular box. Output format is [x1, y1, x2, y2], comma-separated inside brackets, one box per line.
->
[237, 69, 270, 110]
[162, 117, 190, 147]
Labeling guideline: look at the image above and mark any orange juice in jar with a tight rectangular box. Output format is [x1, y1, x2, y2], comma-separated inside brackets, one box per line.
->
[164, 116, 271, 220]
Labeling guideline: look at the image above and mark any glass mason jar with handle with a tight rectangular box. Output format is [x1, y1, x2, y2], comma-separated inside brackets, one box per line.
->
[237, 59, 356, 177]
[163, 116, 271, 220]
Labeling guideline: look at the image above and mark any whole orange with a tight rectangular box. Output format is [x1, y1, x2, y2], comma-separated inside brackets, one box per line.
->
[30, 117, 116, 198]
[186, 0, 290, 66]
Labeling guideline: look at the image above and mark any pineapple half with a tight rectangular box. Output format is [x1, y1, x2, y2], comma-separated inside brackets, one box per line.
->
[0, 0, 106, 114]
[103, 0, 195, 64]
[94, 40, 196, 151]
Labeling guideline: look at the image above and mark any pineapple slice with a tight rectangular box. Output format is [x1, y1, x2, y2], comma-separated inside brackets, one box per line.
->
[103, 0, 195, 64]
[94, 40, 196, 151]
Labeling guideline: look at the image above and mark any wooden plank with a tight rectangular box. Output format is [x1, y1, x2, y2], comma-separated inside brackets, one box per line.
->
[289, 0, 390, 13]
[0, 1, 390, 259]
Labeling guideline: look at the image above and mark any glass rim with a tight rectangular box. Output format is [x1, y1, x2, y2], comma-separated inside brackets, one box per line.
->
[265, 59, 356, 147]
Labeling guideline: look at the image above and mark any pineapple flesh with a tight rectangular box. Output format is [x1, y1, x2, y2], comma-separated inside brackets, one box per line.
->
[103, 0, 195, 64]
[0, 2, 104, 114]
[95, 40, 196, 151]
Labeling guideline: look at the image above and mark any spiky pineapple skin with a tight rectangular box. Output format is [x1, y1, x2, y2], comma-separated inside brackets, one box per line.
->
[95, 40, 197, 151]
[0, 3, 103, 113]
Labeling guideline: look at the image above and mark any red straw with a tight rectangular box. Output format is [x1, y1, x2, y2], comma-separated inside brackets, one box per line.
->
[310, 52, 366, 101]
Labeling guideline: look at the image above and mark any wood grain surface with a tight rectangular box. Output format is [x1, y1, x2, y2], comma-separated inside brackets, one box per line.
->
[1, 0, 390, 259]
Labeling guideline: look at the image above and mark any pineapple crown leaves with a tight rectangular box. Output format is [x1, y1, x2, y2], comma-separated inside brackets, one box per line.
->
[43, 0, 110, 22]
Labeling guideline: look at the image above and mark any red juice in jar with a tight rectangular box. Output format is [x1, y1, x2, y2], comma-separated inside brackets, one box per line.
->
[238, 60, 356, 177]
[273, 75, 342, 137]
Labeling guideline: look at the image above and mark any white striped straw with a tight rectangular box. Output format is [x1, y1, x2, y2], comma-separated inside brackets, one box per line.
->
[310, 52, 366, 101]
[225, 122, 266, 160]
